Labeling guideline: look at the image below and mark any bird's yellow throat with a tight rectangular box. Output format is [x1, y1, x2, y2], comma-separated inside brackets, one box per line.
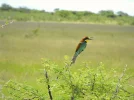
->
[85, 40, 89, 42]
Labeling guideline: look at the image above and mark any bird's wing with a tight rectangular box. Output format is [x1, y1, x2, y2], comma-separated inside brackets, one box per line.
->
[75, 42, 82, 52]
[75, 42, 87, 53]
[71, 42, 87, 65]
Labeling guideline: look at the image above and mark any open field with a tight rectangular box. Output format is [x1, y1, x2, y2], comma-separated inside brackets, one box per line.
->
[0, 21, 134, 96]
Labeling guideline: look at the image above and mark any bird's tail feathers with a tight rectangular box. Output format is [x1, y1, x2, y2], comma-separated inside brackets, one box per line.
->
[70, 53, 78, 66]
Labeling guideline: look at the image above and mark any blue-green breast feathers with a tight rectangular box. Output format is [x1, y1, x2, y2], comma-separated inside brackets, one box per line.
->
[71, 41, 87, 64]
[75, 41, 87, 56]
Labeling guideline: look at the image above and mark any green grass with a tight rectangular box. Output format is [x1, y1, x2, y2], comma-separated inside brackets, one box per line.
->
[1, 10, 134, 26]
[0, 21, 134, 93]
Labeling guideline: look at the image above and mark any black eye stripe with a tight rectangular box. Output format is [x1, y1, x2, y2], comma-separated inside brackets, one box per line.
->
[85, 38, 89, 40]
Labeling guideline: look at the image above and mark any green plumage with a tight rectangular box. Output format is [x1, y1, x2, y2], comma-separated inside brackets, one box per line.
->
[75, 41, 87, 57]
[70, 36, 92, 66]
[71, 41, 87, 64]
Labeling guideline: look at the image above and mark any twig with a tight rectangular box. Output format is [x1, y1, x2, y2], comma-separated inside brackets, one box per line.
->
[71, 90, 75, 100]
[44, 70, 53, 100]
[1, 20, 14, 28]
[111, 65, 127, 100]
[91, 74, 96, 91]
[120, 87, 131, 94]
[0, 85, 5, 99]
[23, 96, 39, 100]
[64, 62, 75, 100]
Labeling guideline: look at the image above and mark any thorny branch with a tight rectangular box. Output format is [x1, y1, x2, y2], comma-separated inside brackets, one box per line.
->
[111, 65, 127, 100]
[45, 70, 53, 100]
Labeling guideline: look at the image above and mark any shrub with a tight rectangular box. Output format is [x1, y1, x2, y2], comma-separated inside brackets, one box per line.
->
[2, 57, 134, 100]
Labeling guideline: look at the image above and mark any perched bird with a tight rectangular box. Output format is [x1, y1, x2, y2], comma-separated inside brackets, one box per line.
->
[70, 36, 93, 65]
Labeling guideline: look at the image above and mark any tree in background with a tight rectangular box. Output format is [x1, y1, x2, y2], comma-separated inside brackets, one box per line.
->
[117, 11, 129, 17]
[99, 10, 116, 18]
[0, 3, 133, 25]
[0, 3, 12, 11]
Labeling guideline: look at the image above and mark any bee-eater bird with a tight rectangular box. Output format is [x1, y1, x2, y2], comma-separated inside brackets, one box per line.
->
[70, 36, 93, 65]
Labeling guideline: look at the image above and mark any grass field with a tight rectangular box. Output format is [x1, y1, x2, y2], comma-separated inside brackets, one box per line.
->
[0, 21, 134, 95]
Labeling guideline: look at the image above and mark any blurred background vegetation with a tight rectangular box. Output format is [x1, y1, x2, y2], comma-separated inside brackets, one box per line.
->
[0, 3, 134, 25]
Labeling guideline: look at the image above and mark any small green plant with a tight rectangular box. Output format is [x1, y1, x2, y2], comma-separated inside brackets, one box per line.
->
[32, 27, 39, 36]
[24, 27, 40, 38]
[130, 21, 134, 26]
[1, 20, 14, 29]
[2, 57, 134, 100]
[4, 80, 45, 100]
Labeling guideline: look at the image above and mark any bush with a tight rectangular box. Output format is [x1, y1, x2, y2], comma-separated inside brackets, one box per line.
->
[0, 3, 12, 11]
[2, 57, 134, 100]
[130, 21, 134, 26]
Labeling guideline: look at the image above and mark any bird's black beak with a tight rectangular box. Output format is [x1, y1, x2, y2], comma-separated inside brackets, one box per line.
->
[88, 37, 93, 40]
